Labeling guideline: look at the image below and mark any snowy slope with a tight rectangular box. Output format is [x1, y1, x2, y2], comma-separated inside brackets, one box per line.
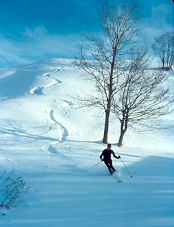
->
[0, 58, 174, 227]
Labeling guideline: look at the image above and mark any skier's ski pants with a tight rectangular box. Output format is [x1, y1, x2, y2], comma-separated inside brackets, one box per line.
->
[104, 159, 115, 173]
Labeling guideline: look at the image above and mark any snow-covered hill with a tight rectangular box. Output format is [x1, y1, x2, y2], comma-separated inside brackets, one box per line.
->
[0, 58, 174, 227]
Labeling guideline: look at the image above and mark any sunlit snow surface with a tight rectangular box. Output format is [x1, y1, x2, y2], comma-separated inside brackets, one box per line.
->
[0, 58, 173, 227]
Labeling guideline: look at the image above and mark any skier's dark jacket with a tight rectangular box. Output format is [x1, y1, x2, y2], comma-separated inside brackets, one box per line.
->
[100, 149, 118, 162]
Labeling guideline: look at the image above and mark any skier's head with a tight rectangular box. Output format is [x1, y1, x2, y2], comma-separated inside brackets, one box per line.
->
[107, 143, 111, 149]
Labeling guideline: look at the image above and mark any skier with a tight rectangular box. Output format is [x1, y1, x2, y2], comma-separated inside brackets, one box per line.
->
[100, 143, 120, 174]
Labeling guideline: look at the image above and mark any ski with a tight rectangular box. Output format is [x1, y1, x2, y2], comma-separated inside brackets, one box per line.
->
[110, 172, 122, 183]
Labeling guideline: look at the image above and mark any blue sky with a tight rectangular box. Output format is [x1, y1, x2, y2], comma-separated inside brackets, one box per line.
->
[0, 0, 173, 67]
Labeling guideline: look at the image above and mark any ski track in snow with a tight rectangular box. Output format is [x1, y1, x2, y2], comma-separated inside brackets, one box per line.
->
[59, 99, 73, 109]
[28, 66, 72, 158]
[29, 69, 62, 95]
[45, 109, 70, 158]
[47, 109, 69, 143]
[58, 99, 73, 114]
[29, 86, 44, 95]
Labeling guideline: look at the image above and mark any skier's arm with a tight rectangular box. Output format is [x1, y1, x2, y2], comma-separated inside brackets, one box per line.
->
[112, 151, 120, 159]
[100, 151, 104, 161]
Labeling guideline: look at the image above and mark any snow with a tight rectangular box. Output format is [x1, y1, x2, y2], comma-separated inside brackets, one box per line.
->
[0, 58, 173, 227]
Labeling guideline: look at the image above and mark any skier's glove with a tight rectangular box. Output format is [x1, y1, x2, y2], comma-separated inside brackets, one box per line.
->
[118, 155, 121, 159]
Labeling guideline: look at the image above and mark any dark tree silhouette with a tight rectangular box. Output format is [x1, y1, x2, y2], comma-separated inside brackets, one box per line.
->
[152, 32, 174, 70]
[112, 49, 174, 146]
[75, 0, 141, 144]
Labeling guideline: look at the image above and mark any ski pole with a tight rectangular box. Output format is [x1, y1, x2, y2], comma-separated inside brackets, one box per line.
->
[120, 158, 133, 177]
[88, 161, 102, 171]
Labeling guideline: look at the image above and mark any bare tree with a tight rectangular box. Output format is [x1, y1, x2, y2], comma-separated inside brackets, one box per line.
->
[112, 49, 174, 146]
[152, 32, 174, 70]
[75, 0, 141, 143]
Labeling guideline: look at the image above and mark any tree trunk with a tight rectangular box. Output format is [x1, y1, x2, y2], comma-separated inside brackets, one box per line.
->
[118, 120, 127, 147]
[118, 132, 125, 147]
[162, 58, 165, 69]
[102, 109, 110, 144]
[118, 126, 127, 147]
[102, 47, 116, 144]
[118, 107, 129, 147]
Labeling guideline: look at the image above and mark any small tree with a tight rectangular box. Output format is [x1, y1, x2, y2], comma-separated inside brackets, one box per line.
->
[152, 32, 174, 70]
[112, 49, 174, 146]
[75, 0, 141, 143]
